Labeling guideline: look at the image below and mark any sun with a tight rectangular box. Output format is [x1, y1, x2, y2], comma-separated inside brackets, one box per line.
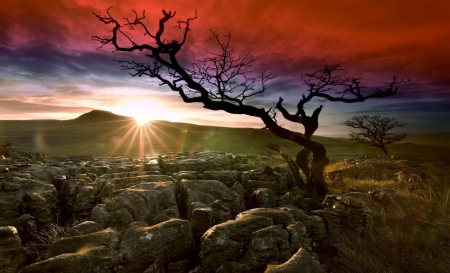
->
[111, 99, 169, 125]
[134, 115, 152, 125]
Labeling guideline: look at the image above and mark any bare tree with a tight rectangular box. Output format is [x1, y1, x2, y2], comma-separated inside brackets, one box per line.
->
[92, 7, 406, 198]
[341, 115, 408, 155]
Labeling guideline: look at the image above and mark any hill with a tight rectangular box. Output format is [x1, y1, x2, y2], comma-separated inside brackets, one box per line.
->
[0, 110, 449, 159]
[72, 110, 132, 123]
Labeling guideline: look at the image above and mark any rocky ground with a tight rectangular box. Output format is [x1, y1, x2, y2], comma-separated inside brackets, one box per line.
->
[0, 145, 427, 273]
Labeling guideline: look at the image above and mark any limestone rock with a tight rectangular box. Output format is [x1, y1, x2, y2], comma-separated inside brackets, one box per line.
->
[241, 225, 291, 270]
[0, 176, 58, 227]
[369, 188, 409, 207]
[0, 226, 30, 273]
[47, 228, 119, 258]
[180, 179, 245, 234]
[200, 214, 273, 271]
[92, 181, 178, 229]
[65, 221, 104, 237]
[97, 174, 175, 199]
[202, 170, 241, 188]
[264, 248, 325, 273]
[249, 187, 277, 208]
[236, 208, 296, 227]
[59, 179, 98, 223]
[119, 219, 194, 273]
[177, 158, 213, 173]
[322, 191, 386, 235]
[18, 246, 121, 273]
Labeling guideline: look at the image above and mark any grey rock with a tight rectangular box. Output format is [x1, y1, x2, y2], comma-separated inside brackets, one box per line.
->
[0, 226, 29, 273]
[264, 248, 325, 273]
[177, 158, 213, 173]
[322, 192, 385, 235]
[241, 225, 291, 270]
[237, 208, 296, 227]
[199, 214, 273, 270]
[65, 221, 104, 237]
[0, 177, 58, 227]
[180, 180, 246, 234]
[94, 181, 179, 229]
[18, 246, 121, 273]
[202, 170, 240, 188]
[47, 228, 119, 258]
[249, 188, 277, 208]
[369, 188, 409, 207]
[119, 219, 194, 273]
[97, 175, 175, 199]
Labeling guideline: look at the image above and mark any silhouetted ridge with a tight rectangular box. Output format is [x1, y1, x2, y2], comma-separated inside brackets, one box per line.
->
[74, 110, 132, 122]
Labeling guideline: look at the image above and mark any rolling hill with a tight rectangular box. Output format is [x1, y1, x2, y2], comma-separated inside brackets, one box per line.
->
[1, 110, 449, 159]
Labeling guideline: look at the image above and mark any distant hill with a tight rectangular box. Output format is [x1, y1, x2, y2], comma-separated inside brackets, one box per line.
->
[72, 110, 132, 123]
[0, 111, 449, 159]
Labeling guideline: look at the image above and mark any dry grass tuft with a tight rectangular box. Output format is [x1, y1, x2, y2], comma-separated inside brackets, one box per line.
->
[325, 163, 450, 273]
[26, 223, 69, 261]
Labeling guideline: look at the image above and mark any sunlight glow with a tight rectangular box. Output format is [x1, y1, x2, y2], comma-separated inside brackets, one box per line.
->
[110, 98, 175, 124]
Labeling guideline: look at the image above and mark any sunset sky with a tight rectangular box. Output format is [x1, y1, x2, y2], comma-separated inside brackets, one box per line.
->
[1, 0, 449, 135]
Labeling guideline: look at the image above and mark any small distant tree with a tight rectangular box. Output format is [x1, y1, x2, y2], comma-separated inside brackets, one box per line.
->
[341, 115, 408, 155]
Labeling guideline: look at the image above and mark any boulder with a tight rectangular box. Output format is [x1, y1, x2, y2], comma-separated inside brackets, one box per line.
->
[199, 214, 273, 271]
[200, 209, 312, 272]
[0, 176, 58, 227]
[210, 154, 233, 169]
[0, 226, 30, 273]
[47, 228, 119, 258]
[368, 188, 409, 207]
[202, 170, 241, 188]
[177, 158, 214, 173]
[278, 206, 326, 243]
[18, 246, 121, 273]
[59, 179, 98, 223]
[92, 181, 178, 229]
[264, 248, 325, 273]
[249, 188, 277, 208]
[97, 175, 175, 199]
[241, 225, 291, 270]
[25, 166, 70, 183]
[179, 180, 246, 234]
[236, 208, 296, 227]
[119, 219, 194, 273]
[65, 221, 104, 237]
[322, 192, 386, 235]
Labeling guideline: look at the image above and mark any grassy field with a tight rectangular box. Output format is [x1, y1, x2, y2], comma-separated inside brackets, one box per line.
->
[1, 110, 449, 160]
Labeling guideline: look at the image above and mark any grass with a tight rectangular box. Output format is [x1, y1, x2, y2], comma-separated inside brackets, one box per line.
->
[1, 113, 449, 160]
[324, 162, 450, 273]
[26, 223, 69, 262]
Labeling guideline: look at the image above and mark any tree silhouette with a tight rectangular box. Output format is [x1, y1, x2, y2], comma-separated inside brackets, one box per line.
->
[341, 115, 408, 155]
[92, 8, 406, 198]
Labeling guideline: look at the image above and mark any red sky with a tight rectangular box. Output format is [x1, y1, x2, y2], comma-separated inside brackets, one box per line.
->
[1, 0, 450, 134]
